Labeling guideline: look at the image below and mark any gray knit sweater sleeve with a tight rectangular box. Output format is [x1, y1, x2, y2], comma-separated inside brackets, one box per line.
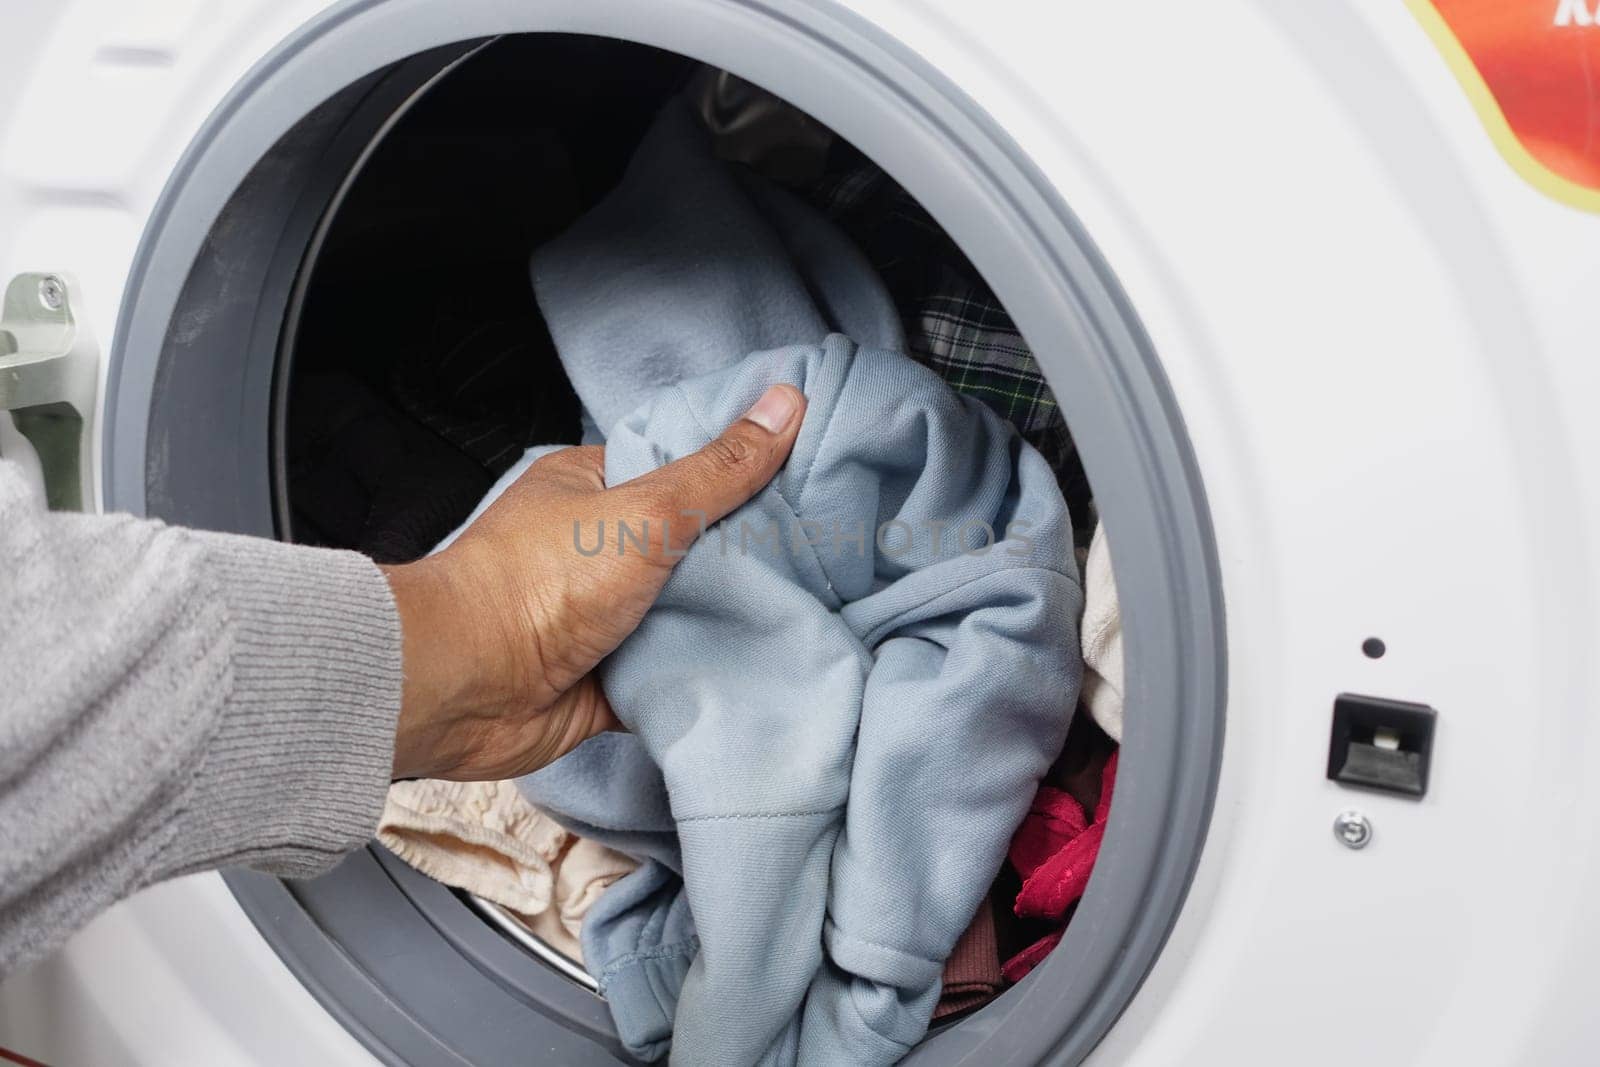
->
[0, 460, 403, 972]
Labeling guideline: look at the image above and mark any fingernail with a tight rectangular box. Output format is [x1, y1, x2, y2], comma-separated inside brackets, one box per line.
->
[743, 385, 799, 434]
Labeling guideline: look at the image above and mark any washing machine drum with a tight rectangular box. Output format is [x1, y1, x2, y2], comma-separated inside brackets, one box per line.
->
[102, 6, 1223, 1065]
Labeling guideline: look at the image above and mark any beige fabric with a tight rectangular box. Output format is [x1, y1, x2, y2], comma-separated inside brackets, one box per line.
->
[1079, 523, 1124, 742]
[378, 779, 636, 963]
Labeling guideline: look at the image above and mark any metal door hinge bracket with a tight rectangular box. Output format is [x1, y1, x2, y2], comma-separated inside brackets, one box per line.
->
[0, 273, 98, 511]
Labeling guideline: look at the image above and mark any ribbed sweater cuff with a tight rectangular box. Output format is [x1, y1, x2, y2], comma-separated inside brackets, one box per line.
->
[159, 533, 403, 880]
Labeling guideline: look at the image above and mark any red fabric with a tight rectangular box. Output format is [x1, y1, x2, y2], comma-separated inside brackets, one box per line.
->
[1001, 751, 1118, 982]
[1001, 930, 1062, 985]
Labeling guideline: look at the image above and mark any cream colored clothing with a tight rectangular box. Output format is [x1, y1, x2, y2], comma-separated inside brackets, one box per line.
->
[1079, 523, 1124, 742]
[379, 779, 636, 962]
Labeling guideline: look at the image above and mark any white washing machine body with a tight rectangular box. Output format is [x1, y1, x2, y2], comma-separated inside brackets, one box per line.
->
[2, 1, 1598, 1064]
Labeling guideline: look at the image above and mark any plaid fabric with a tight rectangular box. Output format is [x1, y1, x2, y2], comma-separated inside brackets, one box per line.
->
[385, 268, 582, 478]
[802, 158, 1092, 532]
[392, 305, 578, 477]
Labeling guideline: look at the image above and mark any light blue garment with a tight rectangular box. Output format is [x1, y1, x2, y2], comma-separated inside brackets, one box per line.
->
[529, 102, 903, 437]
[510, 101, 1081, 1065]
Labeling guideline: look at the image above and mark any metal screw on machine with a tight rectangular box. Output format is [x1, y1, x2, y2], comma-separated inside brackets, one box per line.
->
[37, 275, 65, 311]
[1333, 810, 1372, 850]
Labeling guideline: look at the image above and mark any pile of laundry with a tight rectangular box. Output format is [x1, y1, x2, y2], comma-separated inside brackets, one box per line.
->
[300, 66, 1127, 1066]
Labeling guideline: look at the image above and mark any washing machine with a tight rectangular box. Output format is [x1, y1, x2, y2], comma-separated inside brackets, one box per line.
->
[2, 0, 1598, 1063]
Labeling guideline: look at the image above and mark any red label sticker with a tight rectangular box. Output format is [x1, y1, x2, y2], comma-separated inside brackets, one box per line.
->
[1412, 0, 1600, 210]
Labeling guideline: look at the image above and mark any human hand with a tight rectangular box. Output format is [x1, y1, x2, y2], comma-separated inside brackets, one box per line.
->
[384, 384, 805, 781]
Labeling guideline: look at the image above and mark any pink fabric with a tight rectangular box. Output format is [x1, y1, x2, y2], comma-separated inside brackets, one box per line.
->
[1002, 751, 1118, 982]
[934, 904, 1002, 1019]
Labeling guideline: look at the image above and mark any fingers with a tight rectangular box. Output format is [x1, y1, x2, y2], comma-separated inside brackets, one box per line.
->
[619, 384, 806, 554]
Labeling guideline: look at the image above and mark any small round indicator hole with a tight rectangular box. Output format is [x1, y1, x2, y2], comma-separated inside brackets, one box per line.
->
[1362, 637, 1386, 659]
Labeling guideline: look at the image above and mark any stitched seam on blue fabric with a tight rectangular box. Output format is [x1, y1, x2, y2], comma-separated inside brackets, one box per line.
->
[830, 920, 927, 1052]
[786, 343, 1068, 599]
[854, 561, 1077, 648]
[785, 336, 856, 514]
[676, 806, 843, 823]
[595, 936, 703, 988]
[827, 926, 944, 967]
[759, 485, 844, 614]
[673, 382, 718, 452]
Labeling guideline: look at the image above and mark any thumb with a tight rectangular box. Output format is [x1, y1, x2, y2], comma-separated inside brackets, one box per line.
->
[617, 384, 806, 555]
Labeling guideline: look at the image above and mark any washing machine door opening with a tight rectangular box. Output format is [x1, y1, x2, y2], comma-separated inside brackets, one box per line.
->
[275, 24, 1111, 1010]
[102, 6, 1225, 1065]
